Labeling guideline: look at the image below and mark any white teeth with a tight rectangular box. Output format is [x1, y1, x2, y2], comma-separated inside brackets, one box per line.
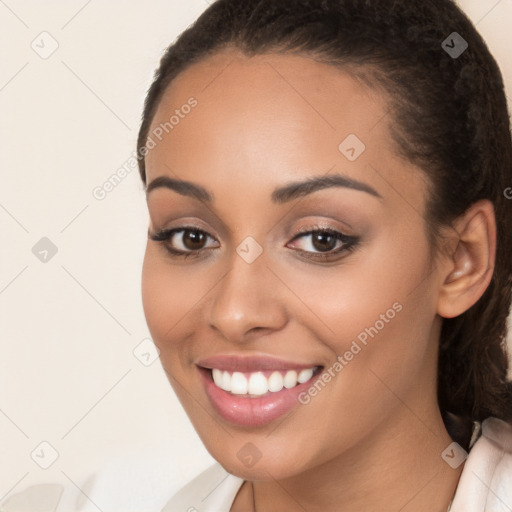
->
[210, 367, 317, 397]
[268, 371, 284, 392]
[221, 371, 231, 392]
[230, 372, 248, 395]
[212, 369, 232, 392]
[297, 368, 313, 383]
[283, 370, 298, 389]
[248, 372, 268, 395]
[212, 368, 223, 388]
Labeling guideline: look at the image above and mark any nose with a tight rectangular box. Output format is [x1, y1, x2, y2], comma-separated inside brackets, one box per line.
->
[206, 246, 288, 344]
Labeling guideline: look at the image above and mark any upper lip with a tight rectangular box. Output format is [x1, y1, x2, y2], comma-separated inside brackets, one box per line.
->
[196, 354, 321, 372]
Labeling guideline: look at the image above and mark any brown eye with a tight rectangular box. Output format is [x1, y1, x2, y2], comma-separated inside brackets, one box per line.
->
[287, 228, 359, 260]
[149, 227, 219, 257]
[181, 230, 207, 250]
[311, 232, 337, 252]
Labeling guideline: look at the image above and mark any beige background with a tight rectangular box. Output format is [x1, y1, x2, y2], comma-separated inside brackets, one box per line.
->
[0, 0, 511, 508]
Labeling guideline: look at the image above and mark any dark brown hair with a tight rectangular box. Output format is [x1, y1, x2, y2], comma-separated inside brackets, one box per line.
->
[137, 0, 512, 449]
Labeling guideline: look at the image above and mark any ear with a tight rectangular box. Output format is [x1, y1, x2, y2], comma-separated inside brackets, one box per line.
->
[436, 199, 496, 319]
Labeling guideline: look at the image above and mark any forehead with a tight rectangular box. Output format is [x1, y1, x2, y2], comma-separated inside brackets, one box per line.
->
[144, 50, 407, 202]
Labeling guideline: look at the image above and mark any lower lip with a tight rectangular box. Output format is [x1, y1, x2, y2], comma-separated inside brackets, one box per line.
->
[198, 367, 321, 427]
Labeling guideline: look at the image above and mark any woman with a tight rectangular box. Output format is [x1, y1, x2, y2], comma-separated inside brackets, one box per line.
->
[138, 0, 512, 511]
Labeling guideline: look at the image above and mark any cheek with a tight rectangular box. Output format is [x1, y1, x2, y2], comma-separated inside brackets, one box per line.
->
[271, 225, 437, 393]
[141, 246, 188, 356]
[141, 245, 220, 362]
[141, 247, 166, 339]
[275, 225, 431, 335]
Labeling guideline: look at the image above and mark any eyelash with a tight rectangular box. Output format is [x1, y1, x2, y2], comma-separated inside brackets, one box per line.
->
[148, 225, 359, 262]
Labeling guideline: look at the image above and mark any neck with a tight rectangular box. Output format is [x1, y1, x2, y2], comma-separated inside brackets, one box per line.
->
[246, 403, 463, 512]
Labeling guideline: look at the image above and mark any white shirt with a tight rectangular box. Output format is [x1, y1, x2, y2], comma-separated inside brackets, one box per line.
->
[1, 417, 510, 511]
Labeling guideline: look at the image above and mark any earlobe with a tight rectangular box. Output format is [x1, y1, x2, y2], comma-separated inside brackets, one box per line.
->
[437, 200, 496, 319]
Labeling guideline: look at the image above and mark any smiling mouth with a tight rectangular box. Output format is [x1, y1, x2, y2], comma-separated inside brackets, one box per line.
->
[205, 366, 323, 398]
[196, 356, 326, 426]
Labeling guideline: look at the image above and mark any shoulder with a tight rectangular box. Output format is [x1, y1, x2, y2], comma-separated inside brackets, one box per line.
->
[160, 463, 244, 512]
[0, 451, 209, 512]
[450, 416, 512, 512]
[0, 476, 96, 512]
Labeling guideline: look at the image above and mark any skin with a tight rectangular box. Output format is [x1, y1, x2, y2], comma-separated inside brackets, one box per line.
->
[141, 49, 496, 511]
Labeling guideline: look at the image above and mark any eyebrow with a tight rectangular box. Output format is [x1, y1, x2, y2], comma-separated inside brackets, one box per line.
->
[146, 173, 382, 203]
[146, 175, 212, 202]
[271, 174, 381, 203]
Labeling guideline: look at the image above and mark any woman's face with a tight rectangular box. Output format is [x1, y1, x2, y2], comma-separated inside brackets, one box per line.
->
[142, 50, 446, 480]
